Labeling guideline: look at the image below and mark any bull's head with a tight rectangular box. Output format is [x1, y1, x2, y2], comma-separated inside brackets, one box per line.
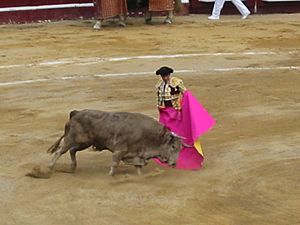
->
[160, 129, 182, 167]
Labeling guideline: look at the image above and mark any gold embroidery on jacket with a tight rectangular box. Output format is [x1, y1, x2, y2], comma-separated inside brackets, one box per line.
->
[156, 77, 186, 109]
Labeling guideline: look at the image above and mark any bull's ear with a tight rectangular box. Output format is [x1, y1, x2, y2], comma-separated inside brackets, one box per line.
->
[163, 126, 170, 133]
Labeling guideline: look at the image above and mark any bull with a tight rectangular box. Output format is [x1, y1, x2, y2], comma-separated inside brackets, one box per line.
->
[47, 110, 182, 176]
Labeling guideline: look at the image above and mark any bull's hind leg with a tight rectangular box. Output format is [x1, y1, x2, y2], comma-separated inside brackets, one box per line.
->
[48, 136, 74, 171]
[48, 145, 70, 170]
[69, 144, 91, 173]
[109, 151, 123, 176]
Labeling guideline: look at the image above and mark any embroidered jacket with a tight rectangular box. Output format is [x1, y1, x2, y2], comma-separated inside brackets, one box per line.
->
[156, 77, 186, 109]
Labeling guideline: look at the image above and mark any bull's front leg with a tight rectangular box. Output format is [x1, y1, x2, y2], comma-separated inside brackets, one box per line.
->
[109, 151, 123, 176]
[135, 165, 143, 176]
[69, 147, 78, 173]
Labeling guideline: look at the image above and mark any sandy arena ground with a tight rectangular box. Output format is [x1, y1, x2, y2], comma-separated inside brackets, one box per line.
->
[0, 14, 300, 225]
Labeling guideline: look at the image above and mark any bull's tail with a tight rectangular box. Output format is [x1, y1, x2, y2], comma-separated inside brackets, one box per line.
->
[47, 134, 64, 154]
[47, 110, 78, 154]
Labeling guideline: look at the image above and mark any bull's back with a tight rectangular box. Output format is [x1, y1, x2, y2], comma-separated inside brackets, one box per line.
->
[69, 110, 165, 151]
[70, 109, 163, 136]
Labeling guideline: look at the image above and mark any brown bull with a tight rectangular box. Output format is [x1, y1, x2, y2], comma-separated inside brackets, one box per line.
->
[47, 110, 182, 176]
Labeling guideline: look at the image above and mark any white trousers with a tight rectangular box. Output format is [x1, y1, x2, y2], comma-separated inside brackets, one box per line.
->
[211, 0, 250, 17]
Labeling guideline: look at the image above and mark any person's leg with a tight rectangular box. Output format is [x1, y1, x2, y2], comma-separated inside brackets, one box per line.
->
[208, 0, 226, 20]
[118, 14, 126, 27]
[93, 19, 103, 30]
[164, 10, 173, 24]
[231, 0, 250, 18]
[145, 11, 152, 24]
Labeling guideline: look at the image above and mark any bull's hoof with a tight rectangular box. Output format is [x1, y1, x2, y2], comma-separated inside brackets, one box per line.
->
[135, 165, 143, 176]
[70, 167, 76, 174]
[55, 167, 75, 173]
[109, 172, 114, 176]
[109, 168, 115, 176]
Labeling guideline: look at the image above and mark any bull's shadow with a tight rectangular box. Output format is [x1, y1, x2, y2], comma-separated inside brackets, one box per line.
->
[27, 148, 171, 180]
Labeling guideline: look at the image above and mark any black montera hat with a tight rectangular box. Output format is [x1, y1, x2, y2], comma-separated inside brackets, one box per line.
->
[156, 66, 174, 76]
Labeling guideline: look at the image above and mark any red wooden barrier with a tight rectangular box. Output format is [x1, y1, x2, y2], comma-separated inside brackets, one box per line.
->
[0, 0, 299, 24]
[0, 0, 95, 24]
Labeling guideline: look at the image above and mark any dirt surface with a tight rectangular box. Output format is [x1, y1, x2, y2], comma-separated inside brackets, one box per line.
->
[0, 14, 300, 225]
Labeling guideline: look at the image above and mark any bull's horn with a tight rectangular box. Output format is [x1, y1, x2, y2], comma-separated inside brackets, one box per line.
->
[171, 132, 187, 140]
[182, 143, 193, 148]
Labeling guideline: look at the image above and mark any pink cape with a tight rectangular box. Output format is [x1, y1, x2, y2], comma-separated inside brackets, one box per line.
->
[154, 91, 216, 170]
